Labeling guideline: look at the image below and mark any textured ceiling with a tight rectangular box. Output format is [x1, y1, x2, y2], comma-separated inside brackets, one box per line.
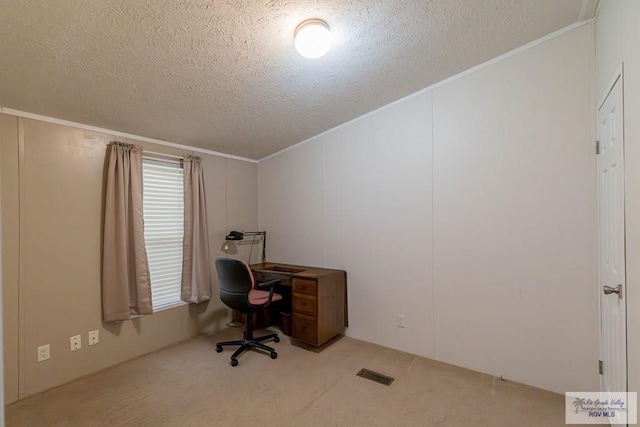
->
[0, 0, 597, 160]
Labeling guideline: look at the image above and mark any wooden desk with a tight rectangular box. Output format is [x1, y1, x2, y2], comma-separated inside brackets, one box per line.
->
[251, 262, 347, 347]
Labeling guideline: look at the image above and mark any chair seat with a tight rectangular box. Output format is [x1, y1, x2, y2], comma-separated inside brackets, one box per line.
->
[249, 289, 283, 306]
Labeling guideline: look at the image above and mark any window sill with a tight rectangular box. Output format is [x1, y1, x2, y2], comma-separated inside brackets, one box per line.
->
[127, 301, 187, 320]
[153, 300, 188, 314]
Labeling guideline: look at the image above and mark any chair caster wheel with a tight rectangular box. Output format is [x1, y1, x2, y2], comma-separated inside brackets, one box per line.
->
[274, 336, 280, 343]
[230, 359, 238, 367]
[216, 345, 223, 353]
[270, 352, 278, 360]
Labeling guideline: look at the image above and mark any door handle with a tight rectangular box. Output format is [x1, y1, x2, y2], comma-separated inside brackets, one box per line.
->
[603, 284, 623, 299]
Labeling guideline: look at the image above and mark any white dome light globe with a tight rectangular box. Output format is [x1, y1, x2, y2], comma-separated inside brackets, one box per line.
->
[294, 20, 332, 59]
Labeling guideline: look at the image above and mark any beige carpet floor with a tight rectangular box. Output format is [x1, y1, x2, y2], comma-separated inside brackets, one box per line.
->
[6, 327, 576, 426]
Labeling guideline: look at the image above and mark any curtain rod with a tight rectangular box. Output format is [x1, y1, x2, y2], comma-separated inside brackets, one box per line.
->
[143, 150, 185, 160]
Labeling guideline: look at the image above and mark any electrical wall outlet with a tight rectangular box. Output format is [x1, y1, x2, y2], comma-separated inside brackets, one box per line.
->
[397, 314, 406, 328]
[70, 335, 81, 351]
[88, 330, 99, 346]
[37, 344, 50, 362]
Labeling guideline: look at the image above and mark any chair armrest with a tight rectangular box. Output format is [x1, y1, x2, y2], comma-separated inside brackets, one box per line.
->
[256, 279, 281, 307]
[256, 279, 281, 290]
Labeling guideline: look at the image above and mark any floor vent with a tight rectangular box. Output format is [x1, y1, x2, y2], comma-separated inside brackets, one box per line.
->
[356, 368, 395, 386]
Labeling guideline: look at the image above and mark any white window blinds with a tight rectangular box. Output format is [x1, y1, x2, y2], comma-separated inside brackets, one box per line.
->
[142, 160, 184, 309]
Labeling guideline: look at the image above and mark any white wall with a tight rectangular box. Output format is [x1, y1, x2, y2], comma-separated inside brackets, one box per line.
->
[259, 23, 597, 393]
[323, 93, 434, 357]
[432, 24, 597, 393]
[259, 93, 434, 358]
[596, 0, 640, 394]
[259, 141, 325, 266]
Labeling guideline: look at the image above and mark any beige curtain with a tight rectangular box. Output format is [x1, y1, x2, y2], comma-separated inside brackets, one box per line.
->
[102, 142, 152, 322]
[181, 155, 212, 303]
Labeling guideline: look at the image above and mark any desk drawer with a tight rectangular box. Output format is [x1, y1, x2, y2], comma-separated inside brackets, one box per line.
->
[292, 278, 317, 295]
[293, 313, 317, 344]
[292, 292, 317, 316]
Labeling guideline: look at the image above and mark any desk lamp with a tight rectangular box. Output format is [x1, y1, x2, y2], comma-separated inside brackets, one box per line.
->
[224, 230, 267, 263]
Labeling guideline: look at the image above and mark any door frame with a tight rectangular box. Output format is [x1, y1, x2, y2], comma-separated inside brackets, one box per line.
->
[597, 63, 627, 394]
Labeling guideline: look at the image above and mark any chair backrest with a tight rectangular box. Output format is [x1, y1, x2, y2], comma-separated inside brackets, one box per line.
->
[215, 258, 255, 311]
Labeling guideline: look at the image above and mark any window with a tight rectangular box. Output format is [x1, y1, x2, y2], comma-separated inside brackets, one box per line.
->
[142, 159, 184, 310]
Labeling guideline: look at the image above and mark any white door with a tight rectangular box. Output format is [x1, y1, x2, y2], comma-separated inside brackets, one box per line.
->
[597, 73, 626, 405]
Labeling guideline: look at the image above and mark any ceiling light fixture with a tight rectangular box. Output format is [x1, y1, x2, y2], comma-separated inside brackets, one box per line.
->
[294, 19, 332, 59]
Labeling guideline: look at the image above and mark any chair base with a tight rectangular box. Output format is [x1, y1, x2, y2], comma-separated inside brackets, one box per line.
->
[216, 332, 280, 366]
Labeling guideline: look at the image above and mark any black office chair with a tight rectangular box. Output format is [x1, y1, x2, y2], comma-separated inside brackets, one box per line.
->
[214, 257, 282, 366]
